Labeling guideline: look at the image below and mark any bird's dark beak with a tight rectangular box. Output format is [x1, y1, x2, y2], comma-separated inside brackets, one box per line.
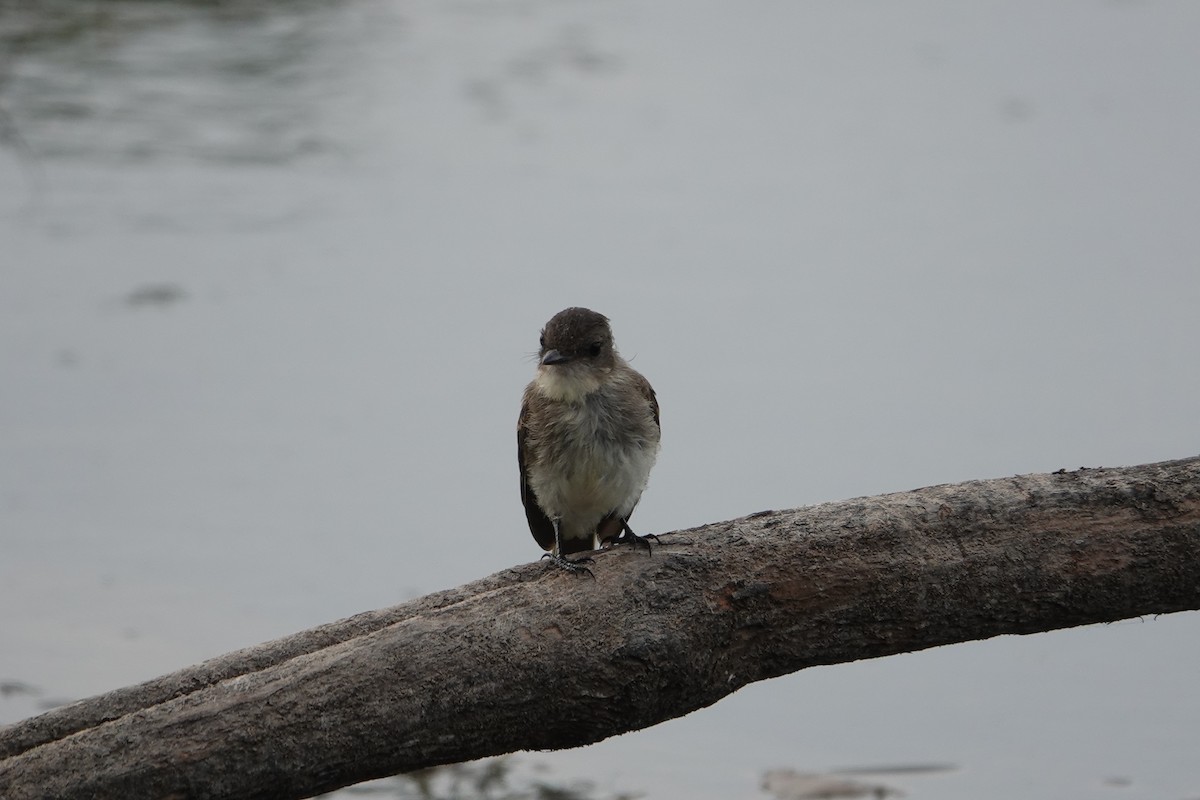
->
[541, 349, 571, 366]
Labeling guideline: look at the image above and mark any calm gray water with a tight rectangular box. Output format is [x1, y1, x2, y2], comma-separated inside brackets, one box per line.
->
[2, 2, 1199, 798]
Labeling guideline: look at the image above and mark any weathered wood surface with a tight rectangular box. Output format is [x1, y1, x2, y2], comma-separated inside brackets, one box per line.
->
[2, 457, 1198, 800]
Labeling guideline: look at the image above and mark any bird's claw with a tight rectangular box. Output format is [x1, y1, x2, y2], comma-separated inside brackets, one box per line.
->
[613, 524, 659, 555]
[540, 552, 595, 578]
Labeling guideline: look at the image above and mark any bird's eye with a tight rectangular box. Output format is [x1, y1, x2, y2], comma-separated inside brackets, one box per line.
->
[588, 342, 602, 357]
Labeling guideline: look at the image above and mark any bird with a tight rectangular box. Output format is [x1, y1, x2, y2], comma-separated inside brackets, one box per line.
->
[518, 307, 661, 572]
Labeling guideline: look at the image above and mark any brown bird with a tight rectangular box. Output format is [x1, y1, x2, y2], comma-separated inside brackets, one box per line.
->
[518, 307, 661, 571]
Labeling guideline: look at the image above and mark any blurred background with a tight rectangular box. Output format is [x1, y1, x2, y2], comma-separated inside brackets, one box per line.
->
[1, 1, 1198, 798]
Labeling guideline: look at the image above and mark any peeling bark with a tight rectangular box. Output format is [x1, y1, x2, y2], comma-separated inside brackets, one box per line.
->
[2, 457, 1198, 800]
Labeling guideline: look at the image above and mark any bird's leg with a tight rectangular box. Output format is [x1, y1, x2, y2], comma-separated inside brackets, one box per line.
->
[612, 519, 660, 555]
[542, 518, 595, 577]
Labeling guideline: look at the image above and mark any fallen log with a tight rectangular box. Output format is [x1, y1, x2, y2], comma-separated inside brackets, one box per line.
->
[2, 456, 1198, 800]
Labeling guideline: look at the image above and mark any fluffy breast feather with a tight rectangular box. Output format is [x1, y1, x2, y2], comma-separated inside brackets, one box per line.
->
[523, 368, 659, 528]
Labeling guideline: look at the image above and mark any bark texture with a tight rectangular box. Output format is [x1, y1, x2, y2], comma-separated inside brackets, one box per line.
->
[2, 457, 1199, 800]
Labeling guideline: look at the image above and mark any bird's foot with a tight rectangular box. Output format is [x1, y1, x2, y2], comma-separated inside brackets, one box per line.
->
[612, 522, 659, 555]
[541, 552, 595, 578]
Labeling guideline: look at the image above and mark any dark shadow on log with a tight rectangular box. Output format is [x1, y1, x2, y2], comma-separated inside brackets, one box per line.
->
[2, 457, 1199, 800]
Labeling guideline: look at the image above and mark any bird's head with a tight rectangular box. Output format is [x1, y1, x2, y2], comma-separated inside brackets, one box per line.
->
[534, 307, 617, 401]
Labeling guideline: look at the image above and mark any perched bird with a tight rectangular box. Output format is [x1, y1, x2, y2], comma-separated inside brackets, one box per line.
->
[518, 307, 661, 571]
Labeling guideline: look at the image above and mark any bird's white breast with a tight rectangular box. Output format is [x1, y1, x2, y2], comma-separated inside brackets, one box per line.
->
[527, 376, 658, 547]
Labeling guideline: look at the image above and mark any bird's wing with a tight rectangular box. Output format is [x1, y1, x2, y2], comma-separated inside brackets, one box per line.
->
[518, 393, 557, 552]
[640, 373, 661, 430]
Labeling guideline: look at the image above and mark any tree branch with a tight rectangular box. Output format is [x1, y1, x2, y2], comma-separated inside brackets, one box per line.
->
[2, 457, 1199, 800]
